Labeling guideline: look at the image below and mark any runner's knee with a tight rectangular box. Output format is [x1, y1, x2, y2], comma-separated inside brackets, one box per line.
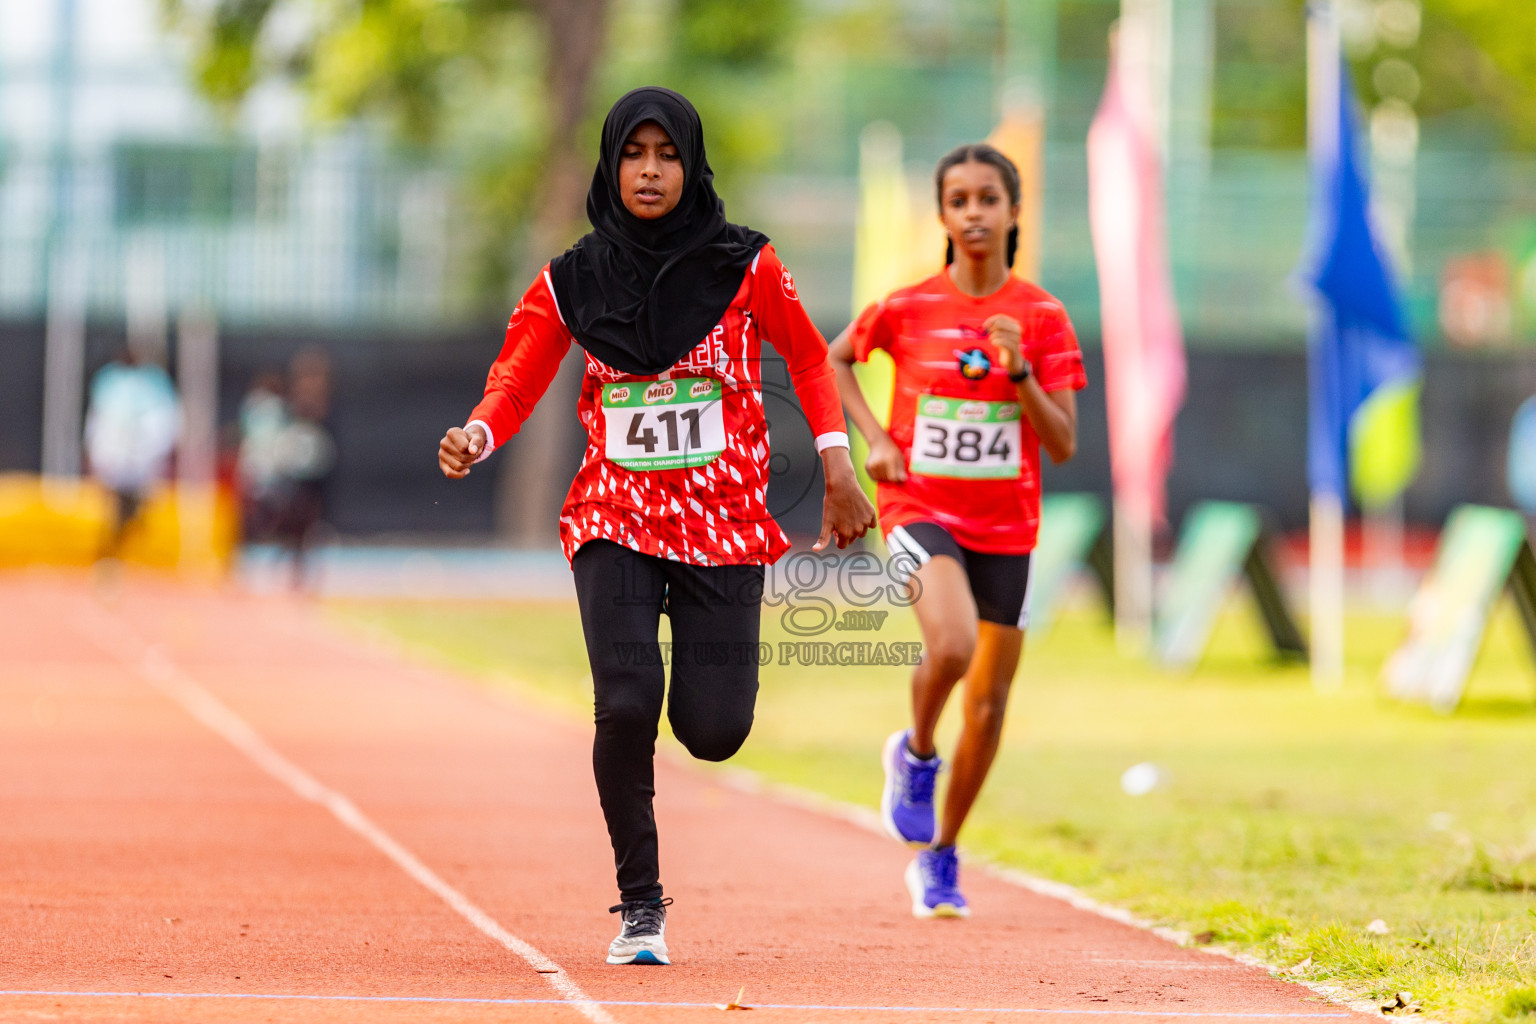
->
[924, 637, 975, 681]
[593, 672, 664, 733]
[673, 712, 754, 762]
[964, 690, 1009, 738]
[668, 676, 757, 762]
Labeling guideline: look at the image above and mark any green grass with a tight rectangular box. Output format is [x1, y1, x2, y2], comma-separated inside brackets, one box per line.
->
[329, 590, 1536, 1023]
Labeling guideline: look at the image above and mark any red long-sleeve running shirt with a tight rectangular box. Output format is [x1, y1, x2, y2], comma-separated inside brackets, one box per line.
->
[467, 244, 849, 567]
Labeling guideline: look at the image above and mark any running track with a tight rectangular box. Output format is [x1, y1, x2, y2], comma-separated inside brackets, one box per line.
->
[1, 572, 1366, 1023]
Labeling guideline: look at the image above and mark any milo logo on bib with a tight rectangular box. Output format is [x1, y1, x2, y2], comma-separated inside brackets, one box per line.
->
[602, 377, 728, 471]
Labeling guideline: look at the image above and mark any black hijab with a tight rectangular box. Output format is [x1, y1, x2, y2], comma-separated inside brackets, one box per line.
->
[548, 87, 768, 377]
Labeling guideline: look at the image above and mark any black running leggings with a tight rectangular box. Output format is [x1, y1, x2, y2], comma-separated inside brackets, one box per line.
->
[572, 539, 764, 903]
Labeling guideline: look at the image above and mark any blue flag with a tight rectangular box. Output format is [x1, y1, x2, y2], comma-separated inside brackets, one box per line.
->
[1303, 59, 1420, 506]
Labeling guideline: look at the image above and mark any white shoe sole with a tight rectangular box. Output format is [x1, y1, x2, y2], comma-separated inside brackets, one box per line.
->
[904, 858, 970, 919]
[880, 730, 932, 848]
[607, 920, 670, 965]
[607, 941, 669, 966]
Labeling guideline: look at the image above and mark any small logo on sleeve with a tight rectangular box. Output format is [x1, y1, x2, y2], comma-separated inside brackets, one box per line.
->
[781, 269, 798, 301]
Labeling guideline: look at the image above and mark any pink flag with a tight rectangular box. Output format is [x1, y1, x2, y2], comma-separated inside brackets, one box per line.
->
[1087, 58, 1186, 524]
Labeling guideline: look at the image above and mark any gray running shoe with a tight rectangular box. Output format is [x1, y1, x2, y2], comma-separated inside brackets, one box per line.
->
[606, 897, 672, 965]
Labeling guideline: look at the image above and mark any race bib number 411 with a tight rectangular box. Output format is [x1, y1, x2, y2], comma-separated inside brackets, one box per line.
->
[602, 377, 727, 471]
[909, 394, 1022, 479]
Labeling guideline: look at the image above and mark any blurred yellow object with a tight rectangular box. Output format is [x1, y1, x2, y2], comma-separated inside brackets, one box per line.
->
[0, 475, 113, 566]
[1350, 378, 1422, 511]
[0, 473, 238, 571]
[853, 122, 930, 318]
[986, 102, 1045, 283]
[850, 122, 913, 509]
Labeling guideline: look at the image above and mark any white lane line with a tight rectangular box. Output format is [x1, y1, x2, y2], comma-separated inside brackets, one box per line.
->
[715, 768, 1384, 1021]
[73, 603, 618, 1024]
[0, 990, 1356, 1016]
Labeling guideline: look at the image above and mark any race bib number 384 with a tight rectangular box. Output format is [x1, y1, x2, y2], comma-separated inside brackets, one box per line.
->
[909, 394, 1022, 480]
[602, 377, 726, 471]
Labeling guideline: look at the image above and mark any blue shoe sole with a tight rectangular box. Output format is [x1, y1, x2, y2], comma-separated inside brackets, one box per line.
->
[631, 950, 667, 965]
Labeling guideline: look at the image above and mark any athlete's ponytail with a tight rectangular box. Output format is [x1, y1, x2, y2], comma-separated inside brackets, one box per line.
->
[935, 143, 1021, 269]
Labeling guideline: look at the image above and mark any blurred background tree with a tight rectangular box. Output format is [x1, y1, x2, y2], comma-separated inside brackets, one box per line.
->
[166, 0, 609, 299]
[1396, 0, 1536, 148]
[163, 0, 1536, 305]
[165, 0, 802, 301]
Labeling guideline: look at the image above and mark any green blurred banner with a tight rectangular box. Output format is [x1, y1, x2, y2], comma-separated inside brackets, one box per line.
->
[1025, 492, 1111, 638]
[1155, 502, 1308, 669]
[1384, 505, 1536, 713]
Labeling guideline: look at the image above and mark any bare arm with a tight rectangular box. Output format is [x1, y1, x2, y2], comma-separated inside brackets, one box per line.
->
[815, 445, 877, 551]
[984, 314, 1077, 464]
[829, 329, 886, 447]
[828, 327, 907, 483]
[1019, 383, 1077, 464]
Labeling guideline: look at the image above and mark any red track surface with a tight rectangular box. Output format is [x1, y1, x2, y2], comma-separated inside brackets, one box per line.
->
[2, 572, 1366, 1023]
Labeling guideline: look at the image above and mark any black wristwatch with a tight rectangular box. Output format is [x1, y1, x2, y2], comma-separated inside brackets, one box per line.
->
[1008, 360, 1033, 384]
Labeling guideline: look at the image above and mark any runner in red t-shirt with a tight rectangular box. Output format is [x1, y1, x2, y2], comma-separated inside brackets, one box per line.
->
[439, 88, 875, 965]
[830, 143, 1085, 918]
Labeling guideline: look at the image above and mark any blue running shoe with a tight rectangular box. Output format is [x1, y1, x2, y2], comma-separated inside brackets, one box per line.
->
[906, 846, 970, 919]
[880, 729, 939, 847]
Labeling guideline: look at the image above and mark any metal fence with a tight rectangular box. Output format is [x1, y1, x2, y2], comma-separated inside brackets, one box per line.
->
[760, 146, 1536, 346]
[0, 139, 465, 330]
[2, 136, 1533, 345]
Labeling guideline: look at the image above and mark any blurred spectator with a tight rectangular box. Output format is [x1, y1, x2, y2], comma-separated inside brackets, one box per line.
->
[237, 351, 336, 587]
[84, 344, 181, 559]
[237, 369, 290, 539]
[274, 349, 336, 575]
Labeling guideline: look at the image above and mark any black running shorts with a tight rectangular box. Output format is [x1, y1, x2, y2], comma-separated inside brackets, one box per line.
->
[884, 521, 1034, 630]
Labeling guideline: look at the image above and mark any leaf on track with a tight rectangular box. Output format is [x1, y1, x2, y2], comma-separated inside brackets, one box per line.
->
[717, 986, 753, 1010]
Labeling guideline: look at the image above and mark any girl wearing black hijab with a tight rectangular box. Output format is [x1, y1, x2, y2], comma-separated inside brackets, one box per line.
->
[439, 87, 875, 965]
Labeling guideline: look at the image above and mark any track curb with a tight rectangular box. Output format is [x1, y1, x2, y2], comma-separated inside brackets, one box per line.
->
[713, 765, 1415, 1024]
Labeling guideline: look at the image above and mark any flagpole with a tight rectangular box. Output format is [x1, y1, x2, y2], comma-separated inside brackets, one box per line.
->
[1111, 0, 1172, 656]
[1364, 495, 1406, 607]
[1107, 9, 1155, 654]
[177, 308, 220, 576]
[1114, 488, 1156, 655]
[41, 0, 84, 485]
[1363, 3, 1421, 609]
[1110, 3, 1151, 656]
[1309, 491, 1345, 689]
[1307, 0, 1345, 691]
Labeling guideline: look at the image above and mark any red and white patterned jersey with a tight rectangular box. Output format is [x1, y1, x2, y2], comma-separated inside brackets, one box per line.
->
[468, 245, 848, 566]
[850, 270, 1087, 554]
